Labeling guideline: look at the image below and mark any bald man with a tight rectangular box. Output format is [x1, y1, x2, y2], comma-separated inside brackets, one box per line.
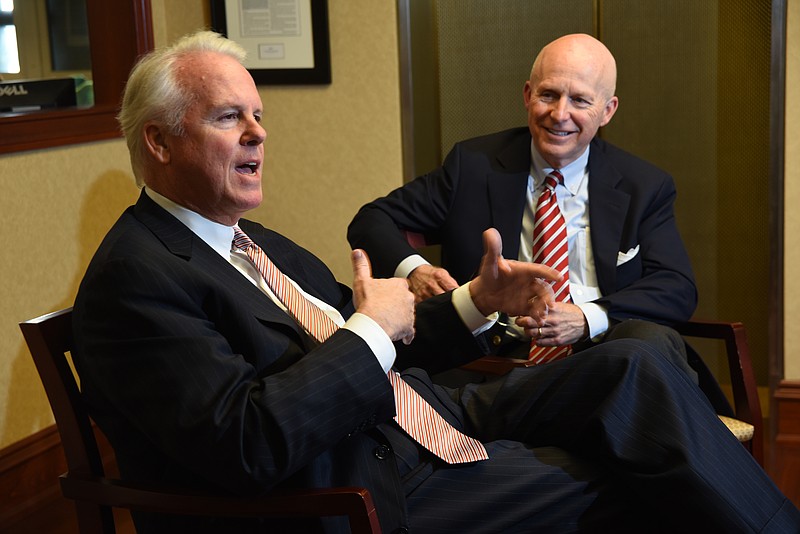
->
[348, 34, 725, 406]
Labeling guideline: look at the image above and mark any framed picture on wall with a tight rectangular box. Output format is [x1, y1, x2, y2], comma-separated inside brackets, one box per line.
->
[210, 0, 331, 85]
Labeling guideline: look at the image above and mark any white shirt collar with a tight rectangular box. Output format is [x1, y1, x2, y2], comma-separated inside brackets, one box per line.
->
[529, 142, 590, 195]
[144, 187, 236, 259]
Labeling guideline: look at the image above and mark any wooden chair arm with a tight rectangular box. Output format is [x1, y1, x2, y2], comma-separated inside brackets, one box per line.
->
[60, 474, 381, 533]
[673, 319, 763, 464]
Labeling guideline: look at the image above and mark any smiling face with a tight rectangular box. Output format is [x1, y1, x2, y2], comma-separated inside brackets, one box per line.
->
[524, 34, 619, 169]
[145, 51, 266, 225]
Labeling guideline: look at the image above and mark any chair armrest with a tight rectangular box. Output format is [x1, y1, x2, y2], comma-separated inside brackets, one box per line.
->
[673, 319, 763, 464]
[60, 474, 381, 533]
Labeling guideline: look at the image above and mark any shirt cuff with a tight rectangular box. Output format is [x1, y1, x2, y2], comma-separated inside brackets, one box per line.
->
[576, 301, 609, 341]
[342, 312, 396, 373]
[394, 254, 430, 279]
[453, 282, 498, 335]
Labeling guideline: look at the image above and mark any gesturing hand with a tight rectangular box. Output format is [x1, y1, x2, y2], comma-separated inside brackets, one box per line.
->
[351, 249, 416, 344]
[408, 264, 459, 302]
[469, 229, 560, 320]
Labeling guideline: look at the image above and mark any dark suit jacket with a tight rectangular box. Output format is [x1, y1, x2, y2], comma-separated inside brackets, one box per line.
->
[71, 191, 492, 533]
[348, 127, 698, 326]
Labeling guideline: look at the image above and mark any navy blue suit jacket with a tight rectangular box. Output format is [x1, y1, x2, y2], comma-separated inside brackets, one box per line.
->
[348, 127, 698, 326]
[72, 191, 491, 532]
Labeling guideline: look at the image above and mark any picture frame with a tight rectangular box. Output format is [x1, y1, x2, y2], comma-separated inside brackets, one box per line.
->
[210, 0, 331, 85]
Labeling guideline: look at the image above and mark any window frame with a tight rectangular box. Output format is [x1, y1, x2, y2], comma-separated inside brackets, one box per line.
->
[0, 0, 153, 154]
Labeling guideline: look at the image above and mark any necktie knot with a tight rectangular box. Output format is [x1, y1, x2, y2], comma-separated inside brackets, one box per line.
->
[544, 170, 563, 192]
[232, 226, 255, 251]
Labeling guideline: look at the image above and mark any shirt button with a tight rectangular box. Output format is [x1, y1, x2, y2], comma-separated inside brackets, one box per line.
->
[492, 335, 502, 346]
[373, 444, 392, 460]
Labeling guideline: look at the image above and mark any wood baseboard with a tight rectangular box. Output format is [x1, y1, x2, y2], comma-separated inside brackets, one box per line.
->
[773, 379, 800, 506]
[0, 425, 66, 527]
[0, 424, 115, 529]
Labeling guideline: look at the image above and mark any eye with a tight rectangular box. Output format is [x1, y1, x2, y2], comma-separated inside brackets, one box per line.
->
[538, 91, 556, 103]
[572, 96, 592, 108]
[220, 111, 239, 122]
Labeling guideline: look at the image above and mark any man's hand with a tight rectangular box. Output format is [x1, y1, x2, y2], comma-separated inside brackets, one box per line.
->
[469, 229, 560, 319]
[351, 249, 415, 344]
[529, 302, 589, 346]
[408, 264, 459, 302]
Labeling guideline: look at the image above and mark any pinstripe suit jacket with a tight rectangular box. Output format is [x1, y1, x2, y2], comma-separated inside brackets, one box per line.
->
[72, 191, 490, 533]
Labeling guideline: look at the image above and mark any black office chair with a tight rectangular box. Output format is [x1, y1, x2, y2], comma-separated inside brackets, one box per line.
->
[20, 307, 382, 533]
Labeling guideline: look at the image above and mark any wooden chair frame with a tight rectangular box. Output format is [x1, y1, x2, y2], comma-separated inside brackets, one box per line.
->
[20, 308, 381, 534]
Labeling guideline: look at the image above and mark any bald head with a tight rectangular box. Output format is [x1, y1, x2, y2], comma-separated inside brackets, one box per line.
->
[523, 34, 619, 169]
[531, 33, 617, 101]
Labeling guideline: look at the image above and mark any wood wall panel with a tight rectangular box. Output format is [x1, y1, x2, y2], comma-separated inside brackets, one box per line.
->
[0, 426, 65, 527]
[773, 380, 800, 506]
[0, 424, 115, 530]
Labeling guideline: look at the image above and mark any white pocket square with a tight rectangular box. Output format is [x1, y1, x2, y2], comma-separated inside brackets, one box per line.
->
[616, 245, 640, 266]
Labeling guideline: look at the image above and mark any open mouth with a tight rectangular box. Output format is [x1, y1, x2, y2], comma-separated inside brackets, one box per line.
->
[236, 162, 259, 174]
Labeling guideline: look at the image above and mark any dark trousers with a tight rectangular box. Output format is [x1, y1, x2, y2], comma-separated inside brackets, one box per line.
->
[398, 338, 799, 533]
[435, 319, 697, 388]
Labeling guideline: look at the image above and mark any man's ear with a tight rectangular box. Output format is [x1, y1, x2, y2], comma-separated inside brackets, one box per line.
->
[599, 96, 619, 127]
[522, 80, 532, 111]
[144, 123, 170, 164]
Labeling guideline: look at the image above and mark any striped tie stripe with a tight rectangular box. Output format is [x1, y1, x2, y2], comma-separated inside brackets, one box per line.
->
[233, 229, 338, 342]
[388, 372, 487, 463]
[232, 226, 488, 464]
[529, 171, 573, 364]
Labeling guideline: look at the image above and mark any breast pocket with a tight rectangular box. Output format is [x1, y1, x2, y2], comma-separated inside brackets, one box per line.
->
[614, 245, 642, 289]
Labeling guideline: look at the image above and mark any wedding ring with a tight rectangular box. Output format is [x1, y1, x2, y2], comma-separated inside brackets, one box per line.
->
[537, 327, 543, 337]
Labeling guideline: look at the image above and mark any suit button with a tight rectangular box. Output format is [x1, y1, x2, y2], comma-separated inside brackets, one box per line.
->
[373, 444, 392, 460]
[492, 335, 502, 346]
[392, 528, 409, 534]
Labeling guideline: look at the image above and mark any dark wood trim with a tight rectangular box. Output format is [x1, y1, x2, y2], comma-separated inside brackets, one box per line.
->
[768, 0, 787, 474]
[0, 426, 65, 527]
[773, 380, 800, 507]
[0, 424, 115, 529]
[0, 0, 154, 154]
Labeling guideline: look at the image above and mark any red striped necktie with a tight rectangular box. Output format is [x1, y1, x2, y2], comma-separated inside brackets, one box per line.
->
[232, 226, 488, 464]
[529, 171, 573, 364]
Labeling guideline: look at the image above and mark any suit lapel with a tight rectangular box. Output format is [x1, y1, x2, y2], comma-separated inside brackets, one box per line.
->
[488, 132, 532, 260]
[587, 139, 631, 294]
[133, 192, 308, 340]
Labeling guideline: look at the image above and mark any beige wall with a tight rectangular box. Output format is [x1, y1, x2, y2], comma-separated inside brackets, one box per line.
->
[3, 0, 800, 451]
[786, 0, 800, 380]
[0, 0, 404, 449]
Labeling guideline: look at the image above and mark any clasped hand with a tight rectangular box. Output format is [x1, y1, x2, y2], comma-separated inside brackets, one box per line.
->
[351, 229, 560, 345]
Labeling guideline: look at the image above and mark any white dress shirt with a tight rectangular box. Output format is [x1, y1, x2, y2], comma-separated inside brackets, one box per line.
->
[523, 144, 609, 339]
[145, 187, 495, 374]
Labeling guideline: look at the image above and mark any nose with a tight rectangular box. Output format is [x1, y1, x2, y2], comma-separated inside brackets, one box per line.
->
[242, 117, 266, 146]
[549, 96, 570, 122]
